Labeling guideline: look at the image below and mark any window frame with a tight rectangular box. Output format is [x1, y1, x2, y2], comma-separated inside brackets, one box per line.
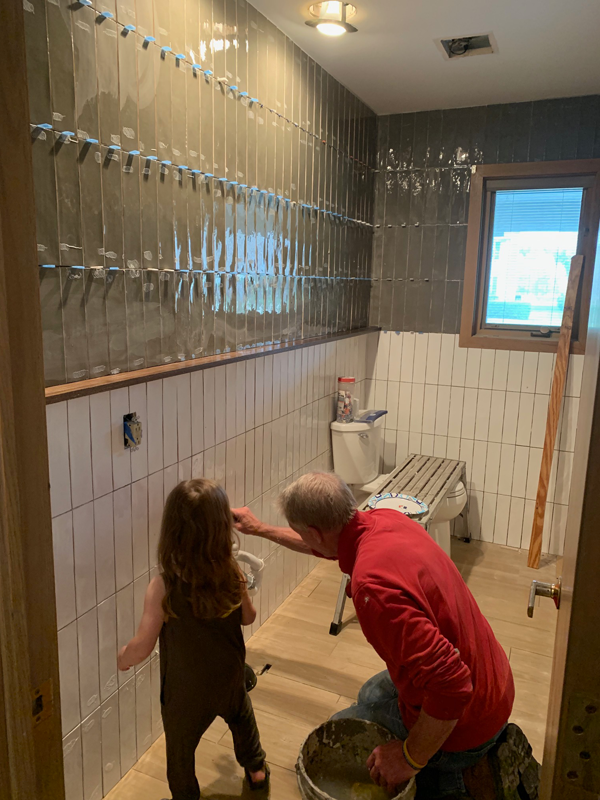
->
[460, 159, 600, 354]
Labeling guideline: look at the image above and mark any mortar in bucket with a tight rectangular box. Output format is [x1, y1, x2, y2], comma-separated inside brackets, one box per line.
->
[297, 718, 416, 800]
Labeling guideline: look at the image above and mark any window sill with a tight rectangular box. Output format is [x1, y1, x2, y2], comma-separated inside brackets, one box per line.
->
[44, 327, 380, 404]
[459, 330, 584, 355]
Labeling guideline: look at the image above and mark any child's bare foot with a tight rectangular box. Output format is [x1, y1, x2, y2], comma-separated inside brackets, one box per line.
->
[245, 763, 270, 791]
[249, 768, 266, 783]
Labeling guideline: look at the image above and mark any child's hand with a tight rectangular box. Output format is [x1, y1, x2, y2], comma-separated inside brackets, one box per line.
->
[117, 646, 131, 672]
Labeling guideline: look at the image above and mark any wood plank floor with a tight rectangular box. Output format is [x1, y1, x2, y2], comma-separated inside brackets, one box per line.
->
[106, 540, 559, 800]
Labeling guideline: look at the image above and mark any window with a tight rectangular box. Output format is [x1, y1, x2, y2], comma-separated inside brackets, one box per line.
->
[460, 160, 600, 354]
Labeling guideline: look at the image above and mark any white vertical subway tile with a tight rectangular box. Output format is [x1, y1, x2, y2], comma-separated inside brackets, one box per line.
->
[245, 360, 256, 430]
[118, 677, 137, 775]
[47, 402, 72, 516]
[262, 423, 272, 491]
[133, 574, 149, 640]
[433, 436, 447, 458]
[559, 396, 579, 451]
[113, 486, 133, 592]
[374, 331, 391, 380]
[549, 503, 568, 556]
[53, 512, 77, 630]
[63, 726, 84, 800]
[438, 335, 455, 386]
[235, 434, 246, 507]
[521, 499, 535, 550]
[383, 429, 397, 472]
[531, 394, 549, 449]
[409, 383, 424, 433]
[461, 388, 477, 441]
[97, 595, 118, 703]
[511, 446, 530, 498]
[408, 431, 422, 455]
[236, 362, 247, 433]
[493, 496, 510, 546]
[163, 463, 178, 500]
[424, 333, 441, 385]
[73, 502, 97, 616]
[116, 584, 134, 688]
[488, 391, 506, 443]
[464, 349, 481, 389]
[225, 364, 237, 441]
[131, 478, 149, 579]
[412, 334, 428, 383]
[176, 374, 192, 461]
[100, 693, 121, 793]
[214, 366, 227, 444]
[515, 393, 535, 446]
[244, 429, 255, 502]
[554, 450, 574, 506]
[396, 431, 409, 463]
[203, 446, 215, 480]
[481, 493, 497, 543]
[521, 352, 539, 393]
[254, 357, 265, 425]
[110, 388, 132, 490]
[146, 379, 163, 476]
[388, 332, 403, 383]
[420, 433, 435, 456]
[263, 356, 274, 421]
[68, 397, 94, 508]
[202, 368, 216, 449]
[77, 608, 100, 718]
[469, 491, 483, 540]
[498, 444, 515, 496]
[506, 351, 524, 392]
[435, 385, 451, 437]
[448, 387, 464, 439]
[451, 338, 467, 386]
[253, 427, 264, 499]
[446, 437, 460, 460]
[190, 371, 204, 456]
[191, 452, 204, 479]
[471, 440, 488, 493]
[81, 708, 102, 800]
[535, 352, 554, 394]
[58, 621, 81, 735]
[364, 379, 376, 408]
[566, 354, 584, 397]
[492, 351, 510, 391]
[484, 442, 501, 493]
[128, 383, 148, 483]
[386, 382, 400, 430]
[460, 439, 475, 486]
[474, 389, 492, 441]
[89, 393, 113, 499]
[178, 458, 191, 482]
[147, 469, 163, 569]
[400, 333, 415, 383]
[162, 378, 178, 467]
[507, 496, 525, 549]
[421, 386, 437, 436]
[478, 350, 495, 389]
[93, 494, 115, 604]
[526, 448, 543, 500]
[374, 380, 388, 415]
[501, 392, 519, 445]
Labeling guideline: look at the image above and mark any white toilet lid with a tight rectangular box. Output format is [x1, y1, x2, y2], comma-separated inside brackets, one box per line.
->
[368, 493, 429, 519]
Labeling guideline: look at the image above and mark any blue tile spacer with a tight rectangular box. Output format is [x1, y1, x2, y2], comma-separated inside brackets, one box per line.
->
[250, 98, 258, 103]
[204, 69, 213, 76]
[218, 177, 227, 182]
[228, 180, 238, 185]
[191, 169, 202, 175]
[60, 131, 75, 138]
[192, 63, 202, 70]
[161, 159, 172, 165]
[204, 173, 214, 178]
[161, 46, 172, 54]
[239, 91, 249, 97]
[108, 144, 121, 150]
[123, 24, 136, 31]
[178, 165, 189, 170]
[144, 35, 156, 43]
[146, 155, 158, 161]
[36, 123, 53, 130]
[79, 0, 92, 5]
[85, 137, 99, 144]
[99, 10, 114, 18]
[229, 85, 238, 91]
[238, 184, 247, 189]
[128, 149, 140, 156]
[175, 53, 186, 60]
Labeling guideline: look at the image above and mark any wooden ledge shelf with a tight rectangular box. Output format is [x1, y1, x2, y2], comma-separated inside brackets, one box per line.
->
[45, 327, 380, 404]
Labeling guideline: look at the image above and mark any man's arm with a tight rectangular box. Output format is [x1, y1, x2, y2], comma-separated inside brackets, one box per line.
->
[232, 506, 312, 554]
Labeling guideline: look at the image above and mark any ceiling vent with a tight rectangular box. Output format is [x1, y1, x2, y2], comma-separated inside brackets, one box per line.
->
[436, 33, 497, 60]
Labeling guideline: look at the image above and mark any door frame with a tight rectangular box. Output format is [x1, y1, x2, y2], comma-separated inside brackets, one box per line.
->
[541, 238, 600, 798]
[0, 1, 64, 798]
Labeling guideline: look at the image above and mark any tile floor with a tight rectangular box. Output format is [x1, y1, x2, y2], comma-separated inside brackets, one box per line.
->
[106, 540, 559, 800]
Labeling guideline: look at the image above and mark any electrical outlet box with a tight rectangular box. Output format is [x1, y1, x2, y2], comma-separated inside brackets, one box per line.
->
[124, 412, 142, 449]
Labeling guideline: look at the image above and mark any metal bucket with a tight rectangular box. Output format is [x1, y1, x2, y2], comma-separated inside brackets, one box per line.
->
[296, 718, 416, 800]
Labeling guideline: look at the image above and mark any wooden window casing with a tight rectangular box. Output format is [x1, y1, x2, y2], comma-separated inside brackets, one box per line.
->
[460, 160, 600, 354]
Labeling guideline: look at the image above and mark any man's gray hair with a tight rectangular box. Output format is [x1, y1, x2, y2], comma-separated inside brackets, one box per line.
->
[278, 471, 357, 532]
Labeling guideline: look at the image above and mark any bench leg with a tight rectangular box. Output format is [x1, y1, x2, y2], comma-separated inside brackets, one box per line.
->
[330, 574, 350, 636]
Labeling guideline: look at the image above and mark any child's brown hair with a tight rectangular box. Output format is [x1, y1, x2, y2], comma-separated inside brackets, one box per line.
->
[158, 479, 243, 620]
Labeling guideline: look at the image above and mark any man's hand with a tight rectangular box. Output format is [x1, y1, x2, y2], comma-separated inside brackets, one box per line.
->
[232, 506, 263, 537]
[367, 741, 417, 794]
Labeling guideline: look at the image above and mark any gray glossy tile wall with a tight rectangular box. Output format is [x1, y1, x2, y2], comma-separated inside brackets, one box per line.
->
[370, 95, 600, 333]
[24, 0, 377, 387]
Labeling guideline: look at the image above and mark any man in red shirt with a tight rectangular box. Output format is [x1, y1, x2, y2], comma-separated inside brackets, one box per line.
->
[234, 472, 537, 799]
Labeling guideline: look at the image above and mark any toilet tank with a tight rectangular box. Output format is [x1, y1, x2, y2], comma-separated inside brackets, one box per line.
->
[330, 416, 384, 485]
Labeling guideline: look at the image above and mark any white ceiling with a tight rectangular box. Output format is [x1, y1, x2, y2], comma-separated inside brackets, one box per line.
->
[250, 0, 600, 115]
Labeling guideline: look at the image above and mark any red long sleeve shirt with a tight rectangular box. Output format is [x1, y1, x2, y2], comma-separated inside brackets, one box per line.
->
[336, 509, 514, 752]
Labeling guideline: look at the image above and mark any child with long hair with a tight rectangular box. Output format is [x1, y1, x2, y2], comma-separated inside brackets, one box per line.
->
[117, 479, 269, 799]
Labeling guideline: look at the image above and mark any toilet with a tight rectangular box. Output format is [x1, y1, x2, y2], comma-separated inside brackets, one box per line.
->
[331, 414, 467, 558]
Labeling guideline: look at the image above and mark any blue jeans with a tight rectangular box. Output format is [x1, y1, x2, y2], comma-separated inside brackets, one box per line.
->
[331, 670, 505, 798]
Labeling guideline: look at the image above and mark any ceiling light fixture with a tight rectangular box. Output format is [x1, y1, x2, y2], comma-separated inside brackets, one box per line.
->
[306, 2, 357, 36]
